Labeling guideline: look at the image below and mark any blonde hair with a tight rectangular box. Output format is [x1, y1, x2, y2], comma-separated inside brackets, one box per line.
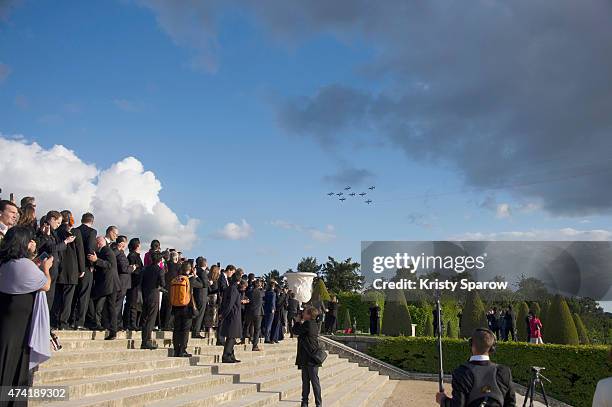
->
[209, 265, 220, 282]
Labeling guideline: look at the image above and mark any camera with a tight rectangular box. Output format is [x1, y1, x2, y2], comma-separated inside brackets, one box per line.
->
[531, 366, 545, 373]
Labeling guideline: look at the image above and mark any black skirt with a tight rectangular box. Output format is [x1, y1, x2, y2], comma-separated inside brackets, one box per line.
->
[0, 291, 36, 407]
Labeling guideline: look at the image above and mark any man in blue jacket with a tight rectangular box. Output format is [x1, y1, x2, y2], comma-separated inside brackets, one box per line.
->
[263, 280, 277, 343]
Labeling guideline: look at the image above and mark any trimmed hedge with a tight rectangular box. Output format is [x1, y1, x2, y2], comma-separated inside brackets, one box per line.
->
[460, 291, 488, 338]
[547, 295, 579, 345]
[382, 288, 412, 336]
[367, 337, 611, 407]
[336, 291, 384, 332]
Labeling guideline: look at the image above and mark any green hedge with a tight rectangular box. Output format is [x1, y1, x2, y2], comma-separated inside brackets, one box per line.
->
[367, 337, 611, 407]
[337, 291, 384, 332]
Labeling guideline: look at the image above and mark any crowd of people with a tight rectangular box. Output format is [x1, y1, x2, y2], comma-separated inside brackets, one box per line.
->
[486, 306, 544, 344]
[0, 196, 326, 407]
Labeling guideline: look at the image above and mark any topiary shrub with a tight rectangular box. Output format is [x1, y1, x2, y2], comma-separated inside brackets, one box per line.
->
[545, 295, 579, 345]
[407, 305, 428, 337]
[342, 308, 352, 331]
[530, 301, 541, 317]
[367, 337, 611, 407]
[446, 320, 457, 338]
[460, 290, 488, 338]
[336, 291, 384, 332]
[424, 312, 434, 337]
[311, 278, 331, 303]
[516, 301, 530, 342]
[381, 288, 412, 336]
[573, 313, 590, 345]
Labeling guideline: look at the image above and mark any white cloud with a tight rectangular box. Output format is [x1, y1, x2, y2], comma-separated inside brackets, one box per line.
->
[496, 203, 511, 219]
[0, 63, 10, 83]
[0, 135, 199, 250]
[451, 228, 612, 241]
[213, 219, 253, 240]
[270, 220, 336, 243]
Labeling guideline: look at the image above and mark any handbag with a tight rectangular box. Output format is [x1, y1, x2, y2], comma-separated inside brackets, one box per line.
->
[310, 343, 327, 365]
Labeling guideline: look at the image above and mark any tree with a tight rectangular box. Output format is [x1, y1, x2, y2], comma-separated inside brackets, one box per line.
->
[460, 291, 488, 338]
[515, 275, 549, 301]
[311, 278, 331, 303]
[540, 299, 551, 326]
[381, 288, 412, 336]
[342, 308, 352, 331]
[573, 313, 590, 344]
[516, 302, 530, 342]
[263, 269, 281, 286]
[530, 302, 541, 317]
[446, 320, 458, 338]
[545, 295, 579, 345]
[297, 257, 322, 275]
[321, 256, 364, 293]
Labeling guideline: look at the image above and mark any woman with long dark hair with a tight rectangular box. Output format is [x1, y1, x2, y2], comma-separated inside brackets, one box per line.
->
[0, 226, 53, 400]
[16, 204, 37, 234]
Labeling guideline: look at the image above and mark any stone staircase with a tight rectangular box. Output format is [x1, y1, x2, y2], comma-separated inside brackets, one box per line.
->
[32, 330, 398, 406]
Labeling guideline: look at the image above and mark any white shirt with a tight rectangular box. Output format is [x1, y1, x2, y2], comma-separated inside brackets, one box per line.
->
[593, 377, 612, 407]
[0, 222, 8, 237]
[469, 355, 490, 362]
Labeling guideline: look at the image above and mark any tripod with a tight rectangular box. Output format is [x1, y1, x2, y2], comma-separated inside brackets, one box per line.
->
[522, 366, 550, 407]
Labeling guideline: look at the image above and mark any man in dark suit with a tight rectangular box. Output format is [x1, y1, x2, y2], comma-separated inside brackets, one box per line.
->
[88, 236, 119, 340]
[216, 265, 235, 346]
[263, 281, 277, 343]
[72, 212, 97, 330]
[287, 291, 300, 338]
[244, 279, 264, 351]
[191, 257, 209, 339]
[436, 328, 516, 407]
[113, 235, 131, 330]
[219, 271, 246, 363]
[124, 238, 143, 330]
[53, 210, 86, 330]
[139, 251, 165, 349]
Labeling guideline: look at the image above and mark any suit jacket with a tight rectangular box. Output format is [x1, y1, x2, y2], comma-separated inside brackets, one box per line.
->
[192, 267, 209, 310]
[294, 320, 321, 368]
[218, 273, 230, 298]
[127, 251, 143, 290]
[56, 225, 86, 285]
[276, 292, 288, 312]
[139, 264, 165, 303]
[247, 288, 264, 317]
[114, 246, 131, 291]
[263, 289, 276, 314]
[76, 224, 97, 268]
[91, 244, 119, 299]
[287, 298, 300, 315]
[37, 229, 67, 280]
[442, 360, 516, 407]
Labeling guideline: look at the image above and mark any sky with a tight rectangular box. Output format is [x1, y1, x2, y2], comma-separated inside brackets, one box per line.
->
[1, 1, 612, 308]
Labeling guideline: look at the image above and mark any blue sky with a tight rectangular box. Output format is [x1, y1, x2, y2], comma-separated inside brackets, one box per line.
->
[2, 0, 612, 295]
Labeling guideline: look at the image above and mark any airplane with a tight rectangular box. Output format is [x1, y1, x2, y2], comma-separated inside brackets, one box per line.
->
[327, 192, 335, 196]
[339, 197, 347, 201]
[344, 186, 352, 190]
[365, 200, 372, 204]
[368, 186, 375, 190]
[336, 192, 343, 196]
[359, 192, 367, 196]
[349, 192, 356, 196]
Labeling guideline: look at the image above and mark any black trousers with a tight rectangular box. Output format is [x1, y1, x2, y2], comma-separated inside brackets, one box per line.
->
[222, 337, 236, 361]
[71, 271, 93, 327]
[115, 286, 128, 329]
[191, 302, 206, 335]
[172, 306, 192, 355]
[243, 314, 262, 346]
[301, 365, 322, 406]
[370, 317, 380, 335]
[141, 295, 159, 346]
[123, 288, 140, 329]
[46, 273, 57, 314]
[52, 283, 76, 328]
[287, 313, 296, 337]
[160, 293, 174, 330]
[94, 292, 117, 333]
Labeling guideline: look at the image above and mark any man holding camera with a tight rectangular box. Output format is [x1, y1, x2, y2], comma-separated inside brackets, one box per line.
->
[436, 328, 516, 407]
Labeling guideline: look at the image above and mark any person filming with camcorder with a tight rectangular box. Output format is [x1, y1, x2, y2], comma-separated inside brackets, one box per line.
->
[436, 328, 516, 407]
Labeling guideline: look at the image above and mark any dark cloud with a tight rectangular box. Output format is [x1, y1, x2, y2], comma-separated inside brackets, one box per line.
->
[134, 0, 612, 215]
[323, 167, 373, 187]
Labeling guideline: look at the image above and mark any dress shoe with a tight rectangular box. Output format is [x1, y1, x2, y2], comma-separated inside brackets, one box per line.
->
[264, 340, 273, 344]
[232, 358, 241, 363]
[221, 358, 236, 363]
[191, 334, 206, 339]
[141, 342, 158, 350]
[180, 352, 192, 358]
[236, 340, 245, 345]
[252, 346, 262, 351]
[104, 333, 117, 340]
[94, 325, 105, 332]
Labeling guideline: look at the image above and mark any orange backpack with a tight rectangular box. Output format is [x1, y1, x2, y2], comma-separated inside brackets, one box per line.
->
[170, 275, 191, 306]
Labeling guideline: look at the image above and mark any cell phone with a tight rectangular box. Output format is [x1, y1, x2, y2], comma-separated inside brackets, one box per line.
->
[35, 252, 50, 264]
[217, 262, 221, 267]
[9, 193, 14, 202]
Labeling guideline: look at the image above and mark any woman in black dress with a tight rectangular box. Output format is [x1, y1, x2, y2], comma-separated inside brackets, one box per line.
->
[0, 226, 52, 405]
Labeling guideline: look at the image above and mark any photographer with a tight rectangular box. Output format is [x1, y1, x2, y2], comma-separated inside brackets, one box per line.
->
[436, 328, 516, 407]
[293, 306, 323, 407]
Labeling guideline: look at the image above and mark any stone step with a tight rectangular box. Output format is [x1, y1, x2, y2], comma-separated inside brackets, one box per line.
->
[323, 371, 389, 407]
[36, 374, 249, 407]
[366, 380, 400, 407]
[56, 338, 296, 352]
[56, 330, 296, 343]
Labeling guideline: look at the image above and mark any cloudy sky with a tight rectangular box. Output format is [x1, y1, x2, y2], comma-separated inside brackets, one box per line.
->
[1, 1, 612, 290]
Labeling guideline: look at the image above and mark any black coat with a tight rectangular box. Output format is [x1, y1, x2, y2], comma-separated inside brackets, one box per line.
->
[247, 288, 264, 317]
[91, 245, 120, 299]
[276, 292, 288, 312]
[114, 247, 131, 291]
[441, 361, 516, 407]
[127, 251, 143, 289]
[37, 229, 67, 280]
[219, 283, 241, 339]
[192, 267, 209, 310]
[139, 264, 165, 303]
[56, 225, 86, 285]
[294, 320, 322, 368]
[165, 262, 179, 290]
[75, 224, 97, 267]
[287, 298, 300, 315]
